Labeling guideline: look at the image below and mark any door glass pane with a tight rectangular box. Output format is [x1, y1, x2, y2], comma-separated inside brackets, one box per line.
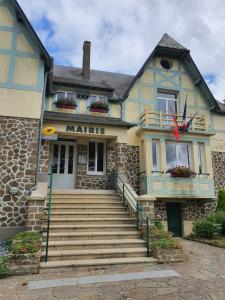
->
[59, 145, 66, 174]
[166, 143, 176, 170]
[97, 143, 104, 172]
[168, 100, 177, 114]
[88, 142, 96, 171]
[158, 99, 167, 113]
[52, 144, 59, 174]
[68, 145, 74, 174]
[177, 144, 189, 167]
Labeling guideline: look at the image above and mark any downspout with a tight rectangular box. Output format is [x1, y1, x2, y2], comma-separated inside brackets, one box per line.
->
[29, 64, 53, 195]
[119, 98, 123, 119]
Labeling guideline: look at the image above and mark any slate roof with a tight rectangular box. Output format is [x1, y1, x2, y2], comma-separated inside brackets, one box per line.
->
[53, 65, 134, 101]
[157, 33, 189, 51]
[44, 111, 134, 128]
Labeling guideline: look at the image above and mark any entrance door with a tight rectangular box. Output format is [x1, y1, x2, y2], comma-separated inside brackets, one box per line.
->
[51, 141, 76, 189]
[166, 203, 182, 237]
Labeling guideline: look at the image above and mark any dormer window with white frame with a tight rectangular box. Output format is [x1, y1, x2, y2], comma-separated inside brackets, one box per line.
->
[54, 91, 77, 109]
[88, 95, 109, 113]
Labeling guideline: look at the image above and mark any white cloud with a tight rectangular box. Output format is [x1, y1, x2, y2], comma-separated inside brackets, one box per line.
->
[18, 0, 225, 100]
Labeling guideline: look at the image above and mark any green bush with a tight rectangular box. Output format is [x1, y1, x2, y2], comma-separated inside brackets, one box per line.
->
[193, 219, 221, 238]
[11, 231, 41, 255]
[0, 256, 10, 278]
[217, 189, 225, 211]
[154, 219, 165, 231]
[207, 211, 225, 234]
[152, 238, 181, 250]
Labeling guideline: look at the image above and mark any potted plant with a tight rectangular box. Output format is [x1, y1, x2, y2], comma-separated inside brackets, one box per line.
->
[90, 100, 109, 113]
[54, 98, 77, 109]
[167, 166, 195, 178]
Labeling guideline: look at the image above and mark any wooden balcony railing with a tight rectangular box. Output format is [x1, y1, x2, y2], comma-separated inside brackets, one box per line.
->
[140, 109, 207, 132]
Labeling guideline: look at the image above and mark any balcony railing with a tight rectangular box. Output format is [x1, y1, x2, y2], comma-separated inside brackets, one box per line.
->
[140, 109, 207, 132]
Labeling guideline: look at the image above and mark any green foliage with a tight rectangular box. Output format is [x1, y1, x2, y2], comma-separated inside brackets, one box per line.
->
[154, 219, 165, 231]
[11, 231, 41, 255]
[207, 211, 225, 234]
[0, 256, 10, 278]
[152, 238, 181, 250]
[193, 219, 221, 239]
[217, 189, 225, 211]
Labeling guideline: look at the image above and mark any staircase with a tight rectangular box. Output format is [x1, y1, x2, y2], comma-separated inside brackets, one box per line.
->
[40, 190, 156, 269]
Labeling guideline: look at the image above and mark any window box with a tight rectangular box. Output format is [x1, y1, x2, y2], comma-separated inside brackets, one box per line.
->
[54, 98, 77, 110]
[168, 166, 195, 178]
[90, 107, 108, 113]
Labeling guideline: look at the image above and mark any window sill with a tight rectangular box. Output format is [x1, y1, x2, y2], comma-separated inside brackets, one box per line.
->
[87, 172, 105, 176]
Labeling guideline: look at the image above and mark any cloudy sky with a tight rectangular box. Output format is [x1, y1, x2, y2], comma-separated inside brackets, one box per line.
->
[18, 0, 225, 101]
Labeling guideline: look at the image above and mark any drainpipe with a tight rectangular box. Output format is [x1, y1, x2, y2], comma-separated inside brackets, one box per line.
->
[119, 98, 123, 119]
[29, 64, 53, 195]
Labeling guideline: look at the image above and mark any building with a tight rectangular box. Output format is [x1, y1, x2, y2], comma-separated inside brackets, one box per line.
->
[1, 0, 225, 242]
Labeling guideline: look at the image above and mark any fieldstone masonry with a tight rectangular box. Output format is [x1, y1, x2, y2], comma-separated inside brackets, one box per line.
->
[212, 151, 225, 191]
[27, 194, 45, 231]
[0, 116, 39, 233]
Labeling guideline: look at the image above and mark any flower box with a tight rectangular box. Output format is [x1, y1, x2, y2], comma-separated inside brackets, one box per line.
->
[168, 166, 195, 178]
[90, 107, 108, 113]
[54, 98, 77, 110]
[55, 104, 76, 109]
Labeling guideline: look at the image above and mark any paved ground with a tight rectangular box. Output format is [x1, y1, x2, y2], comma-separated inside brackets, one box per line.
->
[1, 239, 225, 300]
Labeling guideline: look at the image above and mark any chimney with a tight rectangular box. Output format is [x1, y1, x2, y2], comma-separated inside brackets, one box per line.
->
[82, 41, 91, 80]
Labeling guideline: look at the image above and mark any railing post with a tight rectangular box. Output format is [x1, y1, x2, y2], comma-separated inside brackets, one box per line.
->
[146, 217, 149, 257]
[136, 202, 139, 230]
[122, 183, 125, 205]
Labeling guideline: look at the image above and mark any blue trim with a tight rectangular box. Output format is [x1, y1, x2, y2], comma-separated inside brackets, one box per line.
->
[0, 25, 13, 31]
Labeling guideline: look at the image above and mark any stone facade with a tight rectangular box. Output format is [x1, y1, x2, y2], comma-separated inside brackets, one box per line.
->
[155, 199, 216, 222]
[212, 151, 225, 191]
[9, 252, 41, 275]
[27, 195, 45, 231]
[0, 116, 39, 232]
[152, 248, 184, 263]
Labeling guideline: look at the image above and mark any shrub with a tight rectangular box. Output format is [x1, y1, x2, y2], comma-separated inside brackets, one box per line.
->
[207, 211, 225, 234]
[11, 231, 41, 255]
[152, 238, 181, 250]
[0, 256, 10, 278]
[154, 219, 165, 231]
[193, 219, 221, 238]
[217, 189, 225, 211]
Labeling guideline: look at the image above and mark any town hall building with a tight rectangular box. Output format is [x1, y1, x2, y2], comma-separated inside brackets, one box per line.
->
[1, 0, 225, 267]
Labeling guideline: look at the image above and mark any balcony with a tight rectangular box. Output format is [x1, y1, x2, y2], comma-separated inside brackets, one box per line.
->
[139, 109, 213, 134]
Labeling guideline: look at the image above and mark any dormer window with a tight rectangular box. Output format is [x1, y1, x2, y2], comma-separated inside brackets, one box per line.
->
[88, 95, 109, 113]
[54, 91, 77, 109]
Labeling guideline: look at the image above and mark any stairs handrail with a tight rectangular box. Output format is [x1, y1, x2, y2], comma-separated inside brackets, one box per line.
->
[44, 167, 53, 262]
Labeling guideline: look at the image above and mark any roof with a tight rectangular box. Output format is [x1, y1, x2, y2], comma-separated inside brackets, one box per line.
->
[13, 0, 52, 71]
[53, 65, 134, 100]
[44, 111, 134, 128]
[158, 33, 189, 51]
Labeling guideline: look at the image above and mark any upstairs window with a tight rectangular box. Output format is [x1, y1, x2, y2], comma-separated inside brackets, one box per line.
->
[198, 143, 206, 174]
[57, 91, 75, 100]
[88, 95, 109, 112]
[166, 142, 190, 171]
[157, 91, 177, 114]
[152, 140, 160, 172]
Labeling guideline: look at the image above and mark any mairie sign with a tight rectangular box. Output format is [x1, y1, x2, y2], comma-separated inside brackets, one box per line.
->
[66, 125, 105, 134]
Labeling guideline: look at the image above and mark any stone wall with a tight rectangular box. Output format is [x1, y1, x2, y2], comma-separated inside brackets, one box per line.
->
[0, 116, 39, 234]
[9, 252, 41, 275]
[212, 151, 225, 191]
[155, 199, 216, 222]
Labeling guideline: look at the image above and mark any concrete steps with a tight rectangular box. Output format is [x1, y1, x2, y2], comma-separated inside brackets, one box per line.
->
[41, 190, 151, 268]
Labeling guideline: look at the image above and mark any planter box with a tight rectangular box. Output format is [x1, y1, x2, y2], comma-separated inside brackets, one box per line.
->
[8, 251, 41, 275]
[56, 104, 76, 109]
[90, 108, 108, 113]
[171, 174, 193, 178]
[152, 248, 183, 263]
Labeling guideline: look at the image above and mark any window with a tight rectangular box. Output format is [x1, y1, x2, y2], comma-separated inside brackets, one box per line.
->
[87, 95, 108, 106]
[166, 142, 190, 171]
[160, 59, 172, 70]
[157, 91, 177, 114]
[152, 140, 160, 172]
[88, 141, 105, 175]
[57, 91, 75, 100]
[198, 143, 206, 174]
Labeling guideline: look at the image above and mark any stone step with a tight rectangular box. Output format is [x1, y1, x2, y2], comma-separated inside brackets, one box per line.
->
[46, 224, 137, 232]
[42, 239, 146, 251]
[40, 257, 157, 269]
[51, 206, 127, 212]
[43, 231, 140, 241]
[50, 212, 129, 218]
[51, 199, 122, 204]
[50, 203, 124, 208]
[41, 247, 147, 261]
[52, 189, 116, 195]
[50, 217, 134, 225]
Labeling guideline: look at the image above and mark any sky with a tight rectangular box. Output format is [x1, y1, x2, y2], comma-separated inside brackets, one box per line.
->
[18, 0, 225, 101]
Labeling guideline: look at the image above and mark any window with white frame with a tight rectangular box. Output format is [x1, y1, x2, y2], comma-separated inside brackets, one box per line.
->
[166, 142, 190, 171]
[198, 143, 206, 174]
[87, 95, 108, 107]
[57, 91, 76, 101]
[152, 140, 160, 172]
[87, 141, 106, 175]
[157, 91, 177, 114]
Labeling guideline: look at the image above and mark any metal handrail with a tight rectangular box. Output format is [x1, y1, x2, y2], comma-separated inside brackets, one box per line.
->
[108, 169, 150, 256]
[44, 169, 53, 262]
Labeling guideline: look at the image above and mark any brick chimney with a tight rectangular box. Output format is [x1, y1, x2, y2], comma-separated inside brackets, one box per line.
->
[82, 41, 91, 80]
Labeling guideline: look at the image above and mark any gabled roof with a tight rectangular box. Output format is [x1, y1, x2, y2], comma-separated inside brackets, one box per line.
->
[53, 65, 134, 101]
[122, 33, 220, 112]
[13, 0, 52, 71]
